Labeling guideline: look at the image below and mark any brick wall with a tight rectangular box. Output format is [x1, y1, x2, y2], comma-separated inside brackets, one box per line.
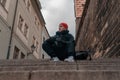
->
[76, 0, 120, 58]
[74, 0, 86, 18]
[74, 0, 86, 43]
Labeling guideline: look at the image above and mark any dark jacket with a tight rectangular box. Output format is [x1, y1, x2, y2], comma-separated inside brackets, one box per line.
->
[46, 30, 74, 48]
[43, 30, 75, 59]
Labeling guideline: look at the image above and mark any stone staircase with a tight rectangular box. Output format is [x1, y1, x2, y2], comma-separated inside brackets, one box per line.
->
[0, 58, 120, 80]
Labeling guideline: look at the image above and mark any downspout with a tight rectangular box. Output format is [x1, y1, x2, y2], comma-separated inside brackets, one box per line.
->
[7, 0, 18, 59]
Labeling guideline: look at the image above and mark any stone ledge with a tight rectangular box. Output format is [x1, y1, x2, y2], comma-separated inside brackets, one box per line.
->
[30, 70, 120, 80]
[0, 70, 119, 80]
[0, 59, 120, 66]
[0, 71, 29, 80]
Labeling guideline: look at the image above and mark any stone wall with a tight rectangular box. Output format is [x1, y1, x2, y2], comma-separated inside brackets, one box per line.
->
[76, 0, 120, 58]
[74, 0, 86, 17]
[74, 0, 86, 39]
[0, 16, 11, 59]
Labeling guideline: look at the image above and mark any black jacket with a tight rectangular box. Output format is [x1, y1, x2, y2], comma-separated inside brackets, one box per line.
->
[46, 30, 74, 48]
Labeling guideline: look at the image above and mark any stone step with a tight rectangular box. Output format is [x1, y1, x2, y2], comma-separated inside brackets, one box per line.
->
[0, 70, 120, 80]
[0, 59, 120, 66]
[0, 59, 120, 80]
[0, 65, 120, 71]
[0, 59, 120, 71]
[0, 65, 76, 71]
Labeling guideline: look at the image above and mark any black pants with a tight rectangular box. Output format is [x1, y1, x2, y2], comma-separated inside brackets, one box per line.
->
[42, 41, 75, 60]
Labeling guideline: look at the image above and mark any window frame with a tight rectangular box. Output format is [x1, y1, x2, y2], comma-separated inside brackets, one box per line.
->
[0, 0, 7, 7]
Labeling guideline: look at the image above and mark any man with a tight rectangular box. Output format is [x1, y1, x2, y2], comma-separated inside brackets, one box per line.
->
[42, 22, 75, 62]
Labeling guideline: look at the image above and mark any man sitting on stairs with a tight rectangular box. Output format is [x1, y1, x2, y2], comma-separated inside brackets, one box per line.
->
[42, 22, 75, 62]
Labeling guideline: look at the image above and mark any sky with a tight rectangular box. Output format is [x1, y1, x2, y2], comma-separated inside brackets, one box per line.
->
[40, 0, 75, 37]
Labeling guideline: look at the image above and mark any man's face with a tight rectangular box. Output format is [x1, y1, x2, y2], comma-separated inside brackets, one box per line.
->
[59, 26, 67, 32]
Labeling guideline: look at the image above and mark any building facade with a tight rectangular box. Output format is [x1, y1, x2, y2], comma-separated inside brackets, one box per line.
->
[0, 0, 49, 59]
[41, 26, 50, 59]
[75, 0, 120, 58]
[74, 0, 86, 18]
[74, 0, 86, 51]
[0, 0, 16, 59]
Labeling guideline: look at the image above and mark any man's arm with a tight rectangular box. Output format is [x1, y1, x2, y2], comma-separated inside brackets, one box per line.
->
[46, 36, 56, 43]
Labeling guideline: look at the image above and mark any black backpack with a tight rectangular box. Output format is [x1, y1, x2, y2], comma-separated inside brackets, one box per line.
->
[75, 51, 92, 60]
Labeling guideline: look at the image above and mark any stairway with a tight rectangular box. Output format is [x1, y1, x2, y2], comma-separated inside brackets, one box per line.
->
[0, 59, 120, 80]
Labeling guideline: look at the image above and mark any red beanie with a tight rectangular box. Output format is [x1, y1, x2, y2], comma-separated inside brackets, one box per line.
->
[59, 22, 68, 29]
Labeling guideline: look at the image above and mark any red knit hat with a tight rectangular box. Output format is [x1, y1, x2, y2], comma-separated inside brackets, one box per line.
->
[59, 22, 68, 29]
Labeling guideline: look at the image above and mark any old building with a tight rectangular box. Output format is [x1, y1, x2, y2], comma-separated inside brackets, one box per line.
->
[74, 0, 86, 18]
[75, 0, 120, 58]
[41, 26, 50, 59]
[74, 0, 86, 51]
[0, 0, 49, 59]
[0, 0, 15, 59]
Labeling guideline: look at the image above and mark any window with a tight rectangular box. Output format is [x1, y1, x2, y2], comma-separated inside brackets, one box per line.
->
[23, 0, 25, 3]
[21, 52, 25, 59]
[38, 22, 40, 26]
[34, 16, 40, 30]
[0, 0, 6, 7]
[23, 23, 29, 38]
[43, 37, 45, 42]
[32, 36, 36, 45]
[23, 0, 27, 5]
[36, 41, 39, 52]
[34, 16, 37, 25]
[27, 0, 30, 11]
[37, 22, 40, 30]
[18, 15, 24, 31]
[13, 46, 20, 59]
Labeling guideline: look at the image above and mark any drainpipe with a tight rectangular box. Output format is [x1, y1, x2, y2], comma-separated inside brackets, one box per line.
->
[7, 0, 18, 59]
